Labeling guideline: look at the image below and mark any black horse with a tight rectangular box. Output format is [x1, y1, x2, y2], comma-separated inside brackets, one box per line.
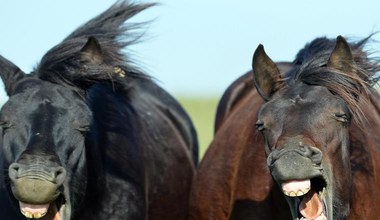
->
[0, 1, 198, 220]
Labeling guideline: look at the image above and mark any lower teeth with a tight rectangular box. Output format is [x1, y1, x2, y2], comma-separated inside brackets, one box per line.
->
[21, 210, 47, 219]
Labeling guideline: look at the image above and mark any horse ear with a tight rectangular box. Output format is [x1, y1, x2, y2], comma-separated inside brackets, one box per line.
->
[0, 55, 26, 96]
[252, 44, 283, 101]
[327, 36, 353, 72]
[80, 37, 103, 64]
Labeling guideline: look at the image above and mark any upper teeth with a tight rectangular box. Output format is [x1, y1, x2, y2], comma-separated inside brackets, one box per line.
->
[283, 187, 310, 197]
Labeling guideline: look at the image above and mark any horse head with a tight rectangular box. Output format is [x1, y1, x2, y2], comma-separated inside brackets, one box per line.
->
[253, 36, 375, 219]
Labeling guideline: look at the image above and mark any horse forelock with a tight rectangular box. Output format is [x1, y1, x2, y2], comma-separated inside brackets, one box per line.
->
[288, 36, 380, 126]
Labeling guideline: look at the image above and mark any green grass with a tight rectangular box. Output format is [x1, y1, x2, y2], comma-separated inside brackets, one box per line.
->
[177, 96, 219, 159]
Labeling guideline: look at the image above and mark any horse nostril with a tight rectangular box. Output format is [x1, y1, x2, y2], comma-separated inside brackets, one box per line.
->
[309, 147, 323, 165]
[8, 163, 21, 181]
[53, 167, 67, 185]
[299, 145, 323, 165]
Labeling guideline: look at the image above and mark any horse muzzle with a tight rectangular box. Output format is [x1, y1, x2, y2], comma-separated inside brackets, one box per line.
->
[8, 162, 66, 219]
[267, 145, 323, 181]
[267, 145, 330, 220]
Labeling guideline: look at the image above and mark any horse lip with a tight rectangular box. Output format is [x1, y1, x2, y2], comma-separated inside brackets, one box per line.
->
[271, 167, 323, 184]
[268, 150, 324, 182]
[18, 193, 66, 220]
[19, 202, 49, 219]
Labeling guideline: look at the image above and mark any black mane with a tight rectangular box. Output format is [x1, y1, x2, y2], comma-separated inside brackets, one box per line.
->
[36, 1, 155, 89]
[292, 36, 380, 84]
[286, 36, 380, 124]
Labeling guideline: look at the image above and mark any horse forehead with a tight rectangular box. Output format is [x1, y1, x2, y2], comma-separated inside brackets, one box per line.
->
[285, 84, 331, 99]
[4, 84, 84, 118]
[281, 84, 340, 107]
[36, 83, 75, 101]
[22, 84, 78, 107]
[261, 85, 343, 118]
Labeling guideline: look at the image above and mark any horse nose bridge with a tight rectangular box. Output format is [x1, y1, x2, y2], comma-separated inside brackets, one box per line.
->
[17, 152, 61, 166]
[276, 135, 316, 149]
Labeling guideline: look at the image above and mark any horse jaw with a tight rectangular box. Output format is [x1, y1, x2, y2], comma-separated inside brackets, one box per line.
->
[19, 186, 71, 220]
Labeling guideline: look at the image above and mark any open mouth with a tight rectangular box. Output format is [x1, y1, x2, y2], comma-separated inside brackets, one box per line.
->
[281, 177, 327, 220]
[19, 194, 65, 220]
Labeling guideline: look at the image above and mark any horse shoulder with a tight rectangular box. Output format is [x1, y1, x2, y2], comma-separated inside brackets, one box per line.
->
[190, 90, 276, 220]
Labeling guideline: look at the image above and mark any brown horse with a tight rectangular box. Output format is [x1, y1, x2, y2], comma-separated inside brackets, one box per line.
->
[188, 36, 380, 219]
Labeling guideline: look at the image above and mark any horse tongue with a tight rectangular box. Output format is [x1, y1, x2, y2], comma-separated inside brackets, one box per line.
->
[299, 189, 323, 219]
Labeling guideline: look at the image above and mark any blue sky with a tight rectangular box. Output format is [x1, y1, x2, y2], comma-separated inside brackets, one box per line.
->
[1, 0, 380, 102]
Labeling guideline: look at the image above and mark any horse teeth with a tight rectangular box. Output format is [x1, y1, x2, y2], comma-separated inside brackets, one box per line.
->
[284, 188, 311, 197]
[21, 210, 47, 219]
[34, 212, 45, 218]
[283, 191, 297, 197]
[296, 187, 311, 196]
[21, 210, 33, 218]
[303, 187, 311, 194]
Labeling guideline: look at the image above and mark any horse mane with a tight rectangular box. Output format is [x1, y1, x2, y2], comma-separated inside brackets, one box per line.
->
[32, 1, 157, 187]
[287, 36, 380, 124]
[36, 0, 155, 89]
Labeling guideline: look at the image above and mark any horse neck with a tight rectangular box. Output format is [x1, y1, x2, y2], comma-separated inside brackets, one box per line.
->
[347, 89, 380, 217]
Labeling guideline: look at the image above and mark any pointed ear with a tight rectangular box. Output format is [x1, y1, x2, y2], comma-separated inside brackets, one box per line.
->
[327, 36, 354, 72]
[0, 55, 26, 96]
[252, 44, 283, 101]
[80, 37, 103, 64]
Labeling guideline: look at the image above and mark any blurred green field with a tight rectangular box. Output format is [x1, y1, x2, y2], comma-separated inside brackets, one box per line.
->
[177, 97, 219, 159]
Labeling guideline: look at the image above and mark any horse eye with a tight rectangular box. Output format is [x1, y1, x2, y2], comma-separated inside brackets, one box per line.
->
[334, 113, 349, 123]
[0, 121, 12, 129]
[255, 120, 265, 131]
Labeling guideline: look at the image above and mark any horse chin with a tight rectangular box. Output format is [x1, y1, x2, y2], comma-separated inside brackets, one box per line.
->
[19, 194, 66, 220]
[282, 177, 330, 220]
